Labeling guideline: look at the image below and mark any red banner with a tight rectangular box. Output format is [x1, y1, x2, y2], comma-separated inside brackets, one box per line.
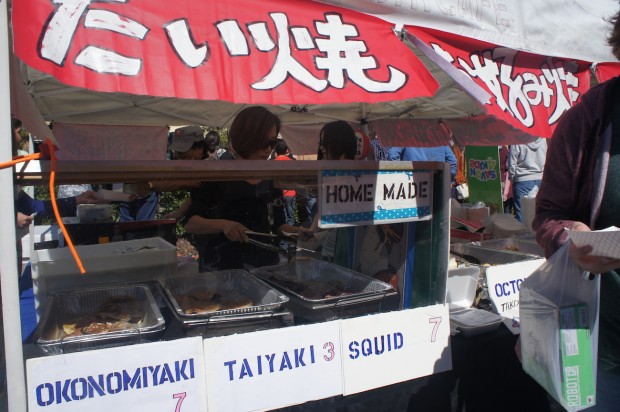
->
[407, 27, 592, 138]
[12, 0, 438, 105]
[595, 63, 620, 83]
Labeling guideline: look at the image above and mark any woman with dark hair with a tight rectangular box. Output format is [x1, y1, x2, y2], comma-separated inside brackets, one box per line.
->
[317, 120, 357, 160]
[183, 106, 307, 270]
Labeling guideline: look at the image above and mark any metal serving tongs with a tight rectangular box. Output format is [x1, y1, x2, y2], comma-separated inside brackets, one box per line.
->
[243, 230, 296, 259]
[246, 237, 289, 254]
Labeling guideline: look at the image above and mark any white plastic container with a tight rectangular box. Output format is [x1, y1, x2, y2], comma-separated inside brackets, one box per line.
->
[446, 265, 480, 310]
[31, 237, 177, 318]
[446, 265, 502, 336]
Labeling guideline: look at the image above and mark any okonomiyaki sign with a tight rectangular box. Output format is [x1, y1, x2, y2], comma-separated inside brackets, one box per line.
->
[319, 170, 433, 228]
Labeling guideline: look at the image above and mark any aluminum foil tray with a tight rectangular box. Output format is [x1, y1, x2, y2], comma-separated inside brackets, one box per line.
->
[250, 260, 399, 322]
[160, 270, 289, 320]
[34, 284, 165, 354]
[450, 243, 539, 266]
[473, 237, 544, 257]
[165, 309, 295, 339]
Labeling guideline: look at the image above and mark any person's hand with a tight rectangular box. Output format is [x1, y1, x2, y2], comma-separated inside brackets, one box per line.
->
[278, 224, 315, 241]
[16, 212, 34, 228]
[220, 220, 249, 242]
[76, 190, 109, 205]
[163, 210, 184, 221]
[568, 222, 620, 274]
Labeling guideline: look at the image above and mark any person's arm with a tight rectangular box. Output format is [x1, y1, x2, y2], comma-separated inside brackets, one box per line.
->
[182, 182, 249, 243]
[16, 190, 47, 216]
[184, 216, 249, 242]
[532, 104, 592, 258]
[444, 147, 457, 183]
[507, 146, 518, 182]
[163, 197, 192, 221]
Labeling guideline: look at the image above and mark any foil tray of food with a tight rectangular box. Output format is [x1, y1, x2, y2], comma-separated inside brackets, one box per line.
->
[250, 260, 399, 322]
[159, 270, 289, 322]
[34, 284, 165, 354]
[165, 309, 295, 339]
[450, 243, 539, 266]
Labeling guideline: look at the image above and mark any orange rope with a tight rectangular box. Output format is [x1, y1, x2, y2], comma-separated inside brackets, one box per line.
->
[46, 140, 86, 274]
[0, 152, 41, 170]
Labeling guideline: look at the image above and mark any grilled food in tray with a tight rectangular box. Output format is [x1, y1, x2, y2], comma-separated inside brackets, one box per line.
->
[34, 284, 165, 354]
[160, 270, 289, 320]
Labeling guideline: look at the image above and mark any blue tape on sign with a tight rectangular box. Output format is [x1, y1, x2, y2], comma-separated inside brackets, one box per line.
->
[321, 207, 431, 224]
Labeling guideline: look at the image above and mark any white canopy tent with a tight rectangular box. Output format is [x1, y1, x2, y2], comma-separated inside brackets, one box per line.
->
[2, 1, 620, 410]
[319, 0, 619, 64]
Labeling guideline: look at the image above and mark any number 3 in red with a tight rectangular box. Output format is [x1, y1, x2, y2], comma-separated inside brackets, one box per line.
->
[323, 341, 335, 361]
[173, 392, 186, 412]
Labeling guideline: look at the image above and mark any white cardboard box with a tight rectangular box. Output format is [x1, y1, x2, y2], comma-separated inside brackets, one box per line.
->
[31, 237, 176, 317]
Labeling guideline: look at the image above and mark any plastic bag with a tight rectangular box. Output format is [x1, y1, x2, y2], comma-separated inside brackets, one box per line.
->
[519, 243, 600, 411]
[455, 183, 469, 200]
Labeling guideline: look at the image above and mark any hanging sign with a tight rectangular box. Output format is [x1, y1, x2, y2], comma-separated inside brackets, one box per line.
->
[26, 337, 207, 412]
[340, 305, 451, 395]
[203, 321, 342, 412]
[408, 26, 592, 139]
[12, 0, 438, 105]
[318, 170, 433, 228]
[465, 146, 503, 212]
[485, 258, 545, 334]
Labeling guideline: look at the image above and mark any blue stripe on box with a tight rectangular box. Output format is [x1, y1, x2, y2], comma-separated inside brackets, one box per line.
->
[321, 207, 431, 224]
[322, 170, 425, 177]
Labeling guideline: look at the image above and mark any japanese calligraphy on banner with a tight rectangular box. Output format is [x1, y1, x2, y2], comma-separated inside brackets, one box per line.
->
[407, 27, 592, 138]
[12, 0, 438, 104]
[26, 338, 207, 412]
[318, 170, 433, 228]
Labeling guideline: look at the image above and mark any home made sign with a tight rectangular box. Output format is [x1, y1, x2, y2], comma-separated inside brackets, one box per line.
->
[319, 170, 433, 228]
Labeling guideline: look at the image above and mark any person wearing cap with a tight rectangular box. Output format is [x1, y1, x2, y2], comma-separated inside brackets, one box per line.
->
[169, 125, 209, 160]
[151, 126, 212, 192]
[119, 125, 212, 222]
[157, 126, 221, 221]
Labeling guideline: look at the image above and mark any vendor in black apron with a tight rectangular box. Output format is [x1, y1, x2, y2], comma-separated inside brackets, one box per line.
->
[183, 106, 310, 271]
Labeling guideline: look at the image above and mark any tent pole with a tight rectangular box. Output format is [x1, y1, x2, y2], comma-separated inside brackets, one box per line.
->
[0, 0, 28, 410]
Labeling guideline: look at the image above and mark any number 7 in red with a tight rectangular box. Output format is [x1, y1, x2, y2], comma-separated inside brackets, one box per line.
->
[173, 392, 187, 412]
[428, 316, 442, 342]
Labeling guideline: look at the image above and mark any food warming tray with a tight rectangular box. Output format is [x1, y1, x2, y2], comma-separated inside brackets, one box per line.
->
[159, 270, 289, 320]
[450, 243, 539, 266]
[164, 308, 295, 339]
[34, 284, 165, 354]
[250, 260, 399, 322]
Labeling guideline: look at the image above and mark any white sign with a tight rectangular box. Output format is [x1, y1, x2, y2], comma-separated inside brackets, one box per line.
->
[203, 321, 342, 412]
[26, 337, 206, 412]
[340, 305, 451, 395]
[485, 259, 545, 334]
[319, 170, 433, 228]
